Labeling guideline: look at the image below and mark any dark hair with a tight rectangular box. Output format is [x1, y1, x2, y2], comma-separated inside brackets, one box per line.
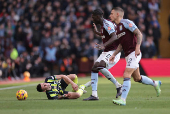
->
[92, 8, 104, 16]
[36, 84, 43, 92]
[112, 7, 124, 13]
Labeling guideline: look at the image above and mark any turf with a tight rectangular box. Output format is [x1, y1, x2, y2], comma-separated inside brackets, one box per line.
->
[0, 77, 170, 114]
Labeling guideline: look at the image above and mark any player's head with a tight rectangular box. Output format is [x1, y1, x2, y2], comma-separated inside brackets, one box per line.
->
[110, 7, 124, 23]
[36, 83, 51, 92]
[92, 8, 104, 24]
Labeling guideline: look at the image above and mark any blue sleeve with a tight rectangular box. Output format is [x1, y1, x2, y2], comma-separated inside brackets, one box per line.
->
[122, 19, 137, 32]
[103, 20, 115, 35]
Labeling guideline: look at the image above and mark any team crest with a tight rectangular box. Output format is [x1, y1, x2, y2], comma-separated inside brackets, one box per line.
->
[119, 25, 122, 31]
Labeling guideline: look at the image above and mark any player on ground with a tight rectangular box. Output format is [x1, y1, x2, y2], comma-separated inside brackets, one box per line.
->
[109, 7, 161, 105]
[36, 74, 91, 100]
[83, 9, 122, 101]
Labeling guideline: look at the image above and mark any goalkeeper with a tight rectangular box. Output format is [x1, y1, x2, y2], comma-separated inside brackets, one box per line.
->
[36, 74, 91, 100]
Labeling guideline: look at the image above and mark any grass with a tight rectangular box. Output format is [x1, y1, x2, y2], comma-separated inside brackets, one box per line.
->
[0, 77, 170, 114]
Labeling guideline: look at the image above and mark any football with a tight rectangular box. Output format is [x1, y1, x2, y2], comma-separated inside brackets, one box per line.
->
[16, 90, 28, 100]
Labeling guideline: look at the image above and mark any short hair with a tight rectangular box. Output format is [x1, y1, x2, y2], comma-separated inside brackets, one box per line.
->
[36, 84, 43, 92]
[112, 7, 124, 13]
[92, 8, 104, 16]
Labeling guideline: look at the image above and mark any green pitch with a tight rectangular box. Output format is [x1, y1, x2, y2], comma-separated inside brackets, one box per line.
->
[0, 77, 170, 114]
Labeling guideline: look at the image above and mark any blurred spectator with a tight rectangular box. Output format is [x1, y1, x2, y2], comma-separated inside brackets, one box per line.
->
[32, 26, 41, 46]
[0, 0, 162, 80]
[59, 54, 78, 75]
[14, 57, 22, 78]
[1, 58, 19, 80]
[148, 0, 159, 12]
[14, 26, 26, 42]
[44, 43, 57, 76]
[143, 36, 157, 58]
[31, 57, 48, 77]
[152, 22, 161, 57]
[0, 24, 5, 37]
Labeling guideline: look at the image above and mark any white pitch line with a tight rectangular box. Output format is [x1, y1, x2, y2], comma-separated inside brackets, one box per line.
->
[0, 83, 36, 90]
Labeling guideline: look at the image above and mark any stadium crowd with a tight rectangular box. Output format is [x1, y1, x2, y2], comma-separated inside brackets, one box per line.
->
[0, 0, 161, 80]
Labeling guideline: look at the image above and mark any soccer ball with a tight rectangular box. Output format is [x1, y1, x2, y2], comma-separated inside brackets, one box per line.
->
[16, 90, 28, 100]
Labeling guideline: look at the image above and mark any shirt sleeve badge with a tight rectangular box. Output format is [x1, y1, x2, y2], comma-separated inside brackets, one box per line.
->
[129, 23, 133, 27]
[108, 27, 111, 30]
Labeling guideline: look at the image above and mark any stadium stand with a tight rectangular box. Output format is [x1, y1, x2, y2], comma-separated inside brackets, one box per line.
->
[0, 0, 164, 80]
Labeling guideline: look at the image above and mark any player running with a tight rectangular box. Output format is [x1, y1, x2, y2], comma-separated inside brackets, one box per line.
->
[36, 74, 91, 100]
[109, 7, 161, 105]
[83, 9, 122, 101]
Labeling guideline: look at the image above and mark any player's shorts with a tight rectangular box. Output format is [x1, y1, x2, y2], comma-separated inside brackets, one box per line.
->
[59, 79, 68, 94]
[95, 50, 121, 69]
[125, 51, 142, 69]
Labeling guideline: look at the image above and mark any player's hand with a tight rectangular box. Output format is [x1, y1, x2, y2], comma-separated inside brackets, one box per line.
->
[93, 23, 97, 32]
[58, 94, 70, 99]
[94, 43, 105, 50]
[72, 83, 78, 91]
[109, 54, 115, 64]
[135, 46, 140, 57]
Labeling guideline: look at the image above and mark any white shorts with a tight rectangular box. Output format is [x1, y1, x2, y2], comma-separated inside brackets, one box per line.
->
[95, 50, 121, 69]
[125, 51, 142, 69]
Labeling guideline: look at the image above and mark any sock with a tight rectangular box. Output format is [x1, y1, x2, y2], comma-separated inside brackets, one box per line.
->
[91, 72, 98, 97]
[121, 78, 131, 100]
[100, 68, 121, 88]
[72, 75, 78, 92]
[140, 75, 155, 86]
[76, 88, 84, 96]
[84, 81, 91, 88]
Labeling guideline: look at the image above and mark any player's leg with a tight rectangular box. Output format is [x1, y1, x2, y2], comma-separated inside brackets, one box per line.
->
[67, 74, 79, 92]
[58, 91, 80, 99]
[83, 62, 100, 100]
[67, 74, 78, 84]
[79, 81, 91, 94]
[67, 74, 88, 94]
[91, 62, 100, 97]
[132, 68, 161, 97]
[132, 68, 155, 85]
[65, 81, 91, 99]
[98, 60, 122, 98]
[98, 51, 122, 98]
[64, 91, 81, 99]
[112, 68, 134, 105]
[58, 78, 83, 99]
[133, 51, 161, 97]
[99, 60, 121, 87]
[112, 51, 136, 105]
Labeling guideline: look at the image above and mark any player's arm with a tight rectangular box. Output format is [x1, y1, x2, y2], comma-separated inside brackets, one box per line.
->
[94, 32, 117, 50]
[93, 23, 102, 36]
[109, 44, 122, 63]
[54, 75, 78, 91]
[103, 32, 118, 47]
[113, 44, 122, 56]
[103, 21, 118, 47]
[123, 19, 142, 56]
[133, 28, 143, 55]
